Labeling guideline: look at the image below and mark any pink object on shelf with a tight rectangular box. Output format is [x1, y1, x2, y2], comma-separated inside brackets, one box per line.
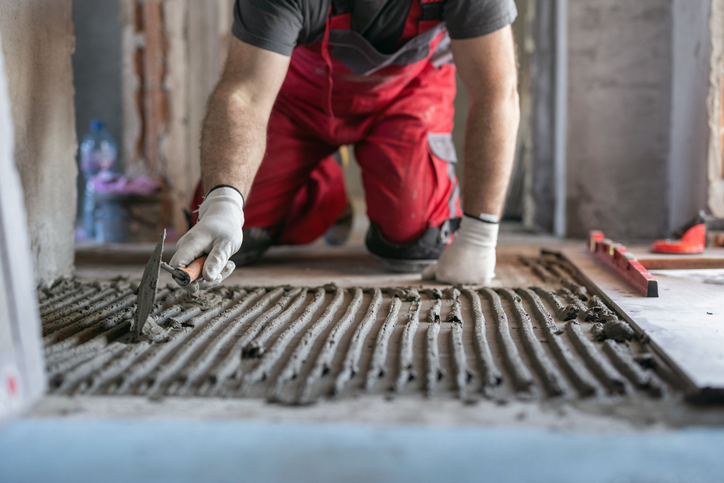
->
[90, 173, 159, 195]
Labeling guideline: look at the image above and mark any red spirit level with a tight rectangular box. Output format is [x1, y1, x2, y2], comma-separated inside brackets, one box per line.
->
[588, 231, 658, 297]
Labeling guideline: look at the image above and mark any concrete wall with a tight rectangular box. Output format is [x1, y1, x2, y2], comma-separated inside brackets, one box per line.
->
[0, 0, 77, 284]
[668, 0, 712, 231]
[526, 0, 557, 233]
[566, 0, 673, 240]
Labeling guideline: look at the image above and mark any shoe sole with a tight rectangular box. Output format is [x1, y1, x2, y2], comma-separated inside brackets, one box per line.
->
[372, 255, 437, 274]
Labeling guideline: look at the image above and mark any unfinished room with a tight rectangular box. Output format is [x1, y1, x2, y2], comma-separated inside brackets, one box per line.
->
[1, 0, 724, 481]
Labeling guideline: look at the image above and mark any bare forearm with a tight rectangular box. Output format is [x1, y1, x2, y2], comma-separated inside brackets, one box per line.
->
[200, 84, 268, 199]
[462, 91, 520, 218]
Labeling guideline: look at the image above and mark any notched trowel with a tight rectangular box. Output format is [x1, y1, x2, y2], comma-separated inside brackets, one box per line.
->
[135, 230, 208, 342]
[135, 230, 168, 342]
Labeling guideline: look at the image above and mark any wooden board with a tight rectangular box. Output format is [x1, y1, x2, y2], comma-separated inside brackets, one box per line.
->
[562, 248, 724, 401]
[628, 247, 724, 270]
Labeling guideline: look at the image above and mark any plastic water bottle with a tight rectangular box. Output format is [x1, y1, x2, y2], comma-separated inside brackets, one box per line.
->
[79, 120, 117, 240]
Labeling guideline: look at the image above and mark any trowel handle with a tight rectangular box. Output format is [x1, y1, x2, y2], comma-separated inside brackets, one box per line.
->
[179, 256, 207, 283]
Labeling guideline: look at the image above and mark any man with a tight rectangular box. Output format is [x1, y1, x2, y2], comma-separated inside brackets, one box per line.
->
[170, 0, 520, 291]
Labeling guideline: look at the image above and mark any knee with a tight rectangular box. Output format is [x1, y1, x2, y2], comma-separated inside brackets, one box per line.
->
[365, 218, 460, 272]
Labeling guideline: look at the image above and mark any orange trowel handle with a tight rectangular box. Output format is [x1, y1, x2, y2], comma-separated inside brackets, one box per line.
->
[179, 256, 207, 283]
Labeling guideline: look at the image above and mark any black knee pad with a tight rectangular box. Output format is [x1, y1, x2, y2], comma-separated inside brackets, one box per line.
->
[229, 227, 275, 267]
[365, 218, 461, 273]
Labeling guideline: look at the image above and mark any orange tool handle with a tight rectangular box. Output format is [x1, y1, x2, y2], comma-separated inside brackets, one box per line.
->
[179, 256, 207, 283]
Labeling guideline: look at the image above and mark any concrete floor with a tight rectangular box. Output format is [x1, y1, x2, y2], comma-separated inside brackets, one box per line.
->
[6, 220, 724, 482]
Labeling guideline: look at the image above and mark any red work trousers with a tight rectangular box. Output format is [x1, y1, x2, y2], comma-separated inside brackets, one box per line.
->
[193, 61, 462, 246]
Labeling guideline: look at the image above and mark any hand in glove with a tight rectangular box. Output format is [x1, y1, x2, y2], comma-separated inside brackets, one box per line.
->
[170, 186, 244, 294]
[422, 216, 499, 285]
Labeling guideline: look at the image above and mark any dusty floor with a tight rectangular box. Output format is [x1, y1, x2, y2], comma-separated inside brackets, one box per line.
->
[32, 221, 724, 431]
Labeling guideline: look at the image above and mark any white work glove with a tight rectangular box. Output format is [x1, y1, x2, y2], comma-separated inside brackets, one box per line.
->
[422, 216, 499, 285]
[170, 187, 243, 293]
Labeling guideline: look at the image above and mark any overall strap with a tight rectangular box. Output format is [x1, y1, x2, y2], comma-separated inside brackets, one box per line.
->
[418, 0, 446, 34]
[401, 0, 447, 39]
[330, 0, 352, 29]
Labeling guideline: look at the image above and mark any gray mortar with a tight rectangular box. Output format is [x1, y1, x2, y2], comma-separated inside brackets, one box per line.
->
[499, 288, 568, 398]
[365, 296, 402, 392]
[480, 288, 534, 394]
[300, 288, 364, 404]
[78, 341, 152, 395]
[42, 288, 136, 336]
[521, 257, 559, 284]
[424, 299, 444, 397]
[54, 344, 127, 394]
[168, 306, 202, 328]
[334, 288, 383, 396]
[146, 290, 271, 398]
[602, 340, 661, 397]
[532, 287, 579, 321]
[462, 289, 502, 393]
[44, 307, 136, 356]
[198, 288, 287, 396]
[237, 289, 306, 359]
[175, 288, 293, 396]
[104, 328, 192, 396]
[591, 320, 635, 343]
[447, 295, 472, 401]
[40, 285, 99, 317]
[128, 296, 241, 396]
[41, 257, 683, 407]
[45, 316, 133, 367]
[393, 290, 421, 394]
[240, 288, 327, 393]
[565, 321, 630, 395]
[517, 288, 602, 398]
[43, 290, 143, 347]
[271, 287, 345, 403]
[244, 288, 324, 358]
[41, 286, 117, 323]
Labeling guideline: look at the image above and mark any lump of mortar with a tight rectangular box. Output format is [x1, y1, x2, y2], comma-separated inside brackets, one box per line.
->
[591, 318, 634, 342]
[385, 287, 408, 299]
[323, 283, 339, 292]
[561, 304, 579, 321]
[591, 323, 605, 341]
[405, 289, 421, 302]
[216, 286, 242, 299]
[562, 281, 588, 301]
[635, 353, 655, 369]
[189, 293, 224, 311]
[442, 287, 461, 300]
[585, 307, 606, 322]
[141, 318, 170, 343]
[421, 288, 443, 299]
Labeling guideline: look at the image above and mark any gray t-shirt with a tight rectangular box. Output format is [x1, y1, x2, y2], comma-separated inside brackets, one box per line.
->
[232, 0, 518, 57]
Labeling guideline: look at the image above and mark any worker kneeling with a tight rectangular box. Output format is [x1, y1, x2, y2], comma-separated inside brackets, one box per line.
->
[171, 0, 520, 290]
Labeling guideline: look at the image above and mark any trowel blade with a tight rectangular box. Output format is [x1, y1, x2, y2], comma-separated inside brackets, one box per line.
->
[135, 230, 165, 339]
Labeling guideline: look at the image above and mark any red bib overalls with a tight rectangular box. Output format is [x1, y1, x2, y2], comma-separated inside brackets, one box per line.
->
[193, 0, 462, 246]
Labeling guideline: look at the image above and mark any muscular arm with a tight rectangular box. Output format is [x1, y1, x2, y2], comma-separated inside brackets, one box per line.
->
[201, 37, 291, 198]
[169, 38, 290, 288]
[450, 25, 520, 219]
[423, 26, 519, 284]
